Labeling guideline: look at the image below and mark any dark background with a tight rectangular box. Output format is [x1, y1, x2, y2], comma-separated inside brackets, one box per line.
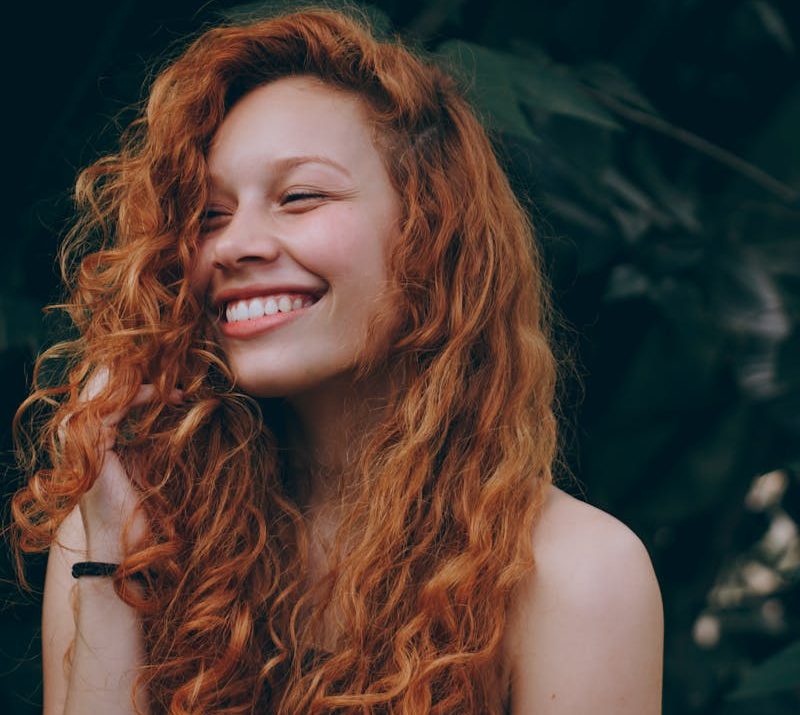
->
[2, 1, 798, 713]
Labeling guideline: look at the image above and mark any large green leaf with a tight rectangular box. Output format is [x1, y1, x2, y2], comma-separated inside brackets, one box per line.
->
[437, 40, 622, 140]
[509, 43, 623, 131]
[751, 0, 795, 55]
[436, 40, 538, 141]
[575, 61, 661, 115]
[727, 639, 800, 699]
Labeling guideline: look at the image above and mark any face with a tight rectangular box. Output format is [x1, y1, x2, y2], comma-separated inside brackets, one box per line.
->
[189, 76, 402, 398]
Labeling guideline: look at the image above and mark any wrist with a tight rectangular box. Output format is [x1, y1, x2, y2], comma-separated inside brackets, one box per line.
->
[86, 544, 127, 565]
[73, 568, 147, 601]
[83, 522, 126, 562]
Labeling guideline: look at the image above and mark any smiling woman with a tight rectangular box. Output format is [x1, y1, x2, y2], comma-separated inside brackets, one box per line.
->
[8, 6, 662, 715]
[192, 76, 403, 399]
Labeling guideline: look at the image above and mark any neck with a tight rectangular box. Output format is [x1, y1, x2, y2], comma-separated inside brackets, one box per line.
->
[265, 367, 396, 512]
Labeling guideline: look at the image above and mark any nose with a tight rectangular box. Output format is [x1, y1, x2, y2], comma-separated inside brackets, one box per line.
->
[210, 207, 282, 270]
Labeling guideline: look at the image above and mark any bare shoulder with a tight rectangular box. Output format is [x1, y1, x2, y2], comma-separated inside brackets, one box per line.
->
[503, 484, 664, 714]
[527, 484, 658, 584]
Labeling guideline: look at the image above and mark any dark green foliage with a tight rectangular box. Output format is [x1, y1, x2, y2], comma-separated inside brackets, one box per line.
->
[729, 640, 800, 699]
[2, 1, 798, 713]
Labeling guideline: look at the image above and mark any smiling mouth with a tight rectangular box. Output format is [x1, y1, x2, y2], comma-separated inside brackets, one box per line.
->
[220, 293, 323, 324]
[209, 292, 325, 340]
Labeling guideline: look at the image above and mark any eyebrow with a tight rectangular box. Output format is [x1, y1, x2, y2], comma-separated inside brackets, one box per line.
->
[208, 154, 352, 190]
[271, 155, 352, 178]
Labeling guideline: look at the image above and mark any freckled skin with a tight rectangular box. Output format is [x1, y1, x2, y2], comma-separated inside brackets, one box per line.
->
[189, 76, 402, 398]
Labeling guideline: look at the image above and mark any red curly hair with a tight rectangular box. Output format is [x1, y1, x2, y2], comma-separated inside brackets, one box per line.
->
[10, 6, 558, 714]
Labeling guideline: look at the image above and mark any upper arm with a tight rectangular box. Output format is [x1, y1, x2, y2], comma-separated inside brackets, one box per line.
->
[42, 506, 86, 715]
[507, 488, 664, 714]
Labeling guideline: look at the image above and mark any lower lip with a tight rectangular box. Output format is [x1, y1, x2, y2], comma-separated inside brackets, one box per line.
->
[218, 300, 319, 339]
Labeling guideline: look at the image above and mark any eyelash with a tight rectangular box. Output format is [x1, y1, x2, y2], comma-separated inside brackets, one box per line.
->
[282, 191, 326, 204]
[200, 192, 327, 229]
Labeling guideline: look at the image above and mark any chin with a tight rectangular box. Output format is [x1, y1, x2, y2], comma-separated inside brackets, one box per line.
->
[229, 367, 334, 399]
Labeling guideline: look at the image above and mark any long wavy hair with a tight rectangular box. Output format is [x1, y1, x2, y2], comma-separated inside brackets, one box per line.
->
[9, 6, 559, 714]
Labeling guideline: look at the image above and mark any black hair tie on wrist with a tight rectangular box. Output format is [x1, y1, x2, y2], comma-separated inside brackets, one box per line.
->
[71, 561, 120, 578]
[72, 561, 150, 586]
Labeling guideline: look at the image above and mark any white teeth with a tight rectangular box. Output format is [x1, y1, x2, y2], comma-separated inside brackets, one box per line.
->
[248, 298, 264, 320]
[278, 296, 292, 313]
[224, 293, 319, 323]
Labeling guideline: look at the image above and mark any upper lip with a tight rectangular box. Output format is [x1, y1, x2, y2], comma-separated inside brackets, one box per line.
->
[212, 283, 328, 310]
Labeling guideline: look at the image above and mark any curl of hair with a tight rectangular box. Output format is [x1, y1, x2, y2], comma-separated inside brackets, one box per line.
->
[9, 6, 558, 714]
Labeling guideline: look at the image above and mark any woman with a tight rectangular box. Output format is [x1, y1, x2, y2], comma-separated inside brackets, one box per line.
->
[10, 7, 663, 714]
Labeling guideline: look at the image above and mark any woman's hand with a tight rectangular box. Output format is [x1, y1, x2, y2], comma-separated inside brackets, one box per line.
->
[60, 367, 183, 562]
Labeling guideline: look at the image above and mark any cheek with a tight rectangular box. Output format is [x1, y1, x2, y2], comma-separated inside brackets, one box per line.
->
[302, 208, 387, 279]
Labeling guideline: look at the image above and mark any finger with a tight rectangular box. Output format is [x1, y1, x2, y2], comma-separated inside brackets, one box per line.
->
[56, 415, 69, 447]
[78, 365, 111, 404]
[99, 387, 152, 429]
[103, 384, 184, 428]
[57, 365, 122, 445]
[61, 374, 184, 447]
[168, 388, 185, 404]
[127, 384, 160, 409]
[127, 385, 185, 408]
[57, 366, 110, 446]
[58, 367, 118, 446]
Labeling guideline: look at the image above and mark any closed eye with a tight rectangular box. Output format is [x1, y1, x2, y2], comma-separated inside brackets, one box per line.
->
[200, 209, 229, 233]
[282, 191, 327, 204]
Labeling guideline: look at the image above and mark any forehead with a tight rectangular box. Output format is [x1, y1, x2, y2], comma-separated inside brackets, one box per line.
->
[207, 76, 379, 175]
